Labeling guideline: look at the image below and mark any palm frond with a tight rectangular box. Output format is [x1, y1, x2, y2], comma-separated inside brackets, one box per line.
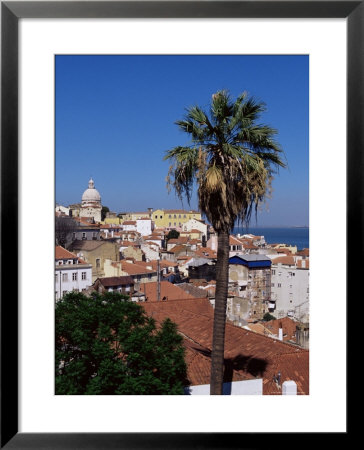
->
[164, 90, 286, 232]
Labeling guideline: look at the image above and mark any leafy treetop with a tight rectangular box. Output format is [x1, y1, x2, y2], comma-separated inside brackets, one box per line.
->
[56, 291, 188, 395]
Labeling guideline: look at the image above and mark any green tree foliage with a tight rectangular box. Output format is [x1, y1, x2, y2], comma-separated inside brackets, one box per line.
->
[166, 229, 180, 241]
[101, 206, 110, 221]
[55, 291, 188, 395]
[262, 312, 276, 322]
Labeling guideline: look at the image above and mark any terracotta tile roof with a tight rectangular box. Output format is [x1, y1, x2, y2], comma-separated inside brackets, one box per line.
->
[177, 256, 192, 262]
[243, 243, 259, 249]
[175, 283, 209, 298]
[147, 260, 178, 269]
[119, 241, 138, 247]
[195, 248, 217, 259]
[297, 248, 309, 257]
[168, 237, 189, 245]
[276, 248, 292, 255]
[139, 281, 203, 302]
[169, 244, 189, 254]
[120, 261, 156, 275]
[144, 241, 161, 247]
[272, 256, 296, 266]
[264, 317, 298, 342]
[55, 246, 77, 260]
[123, 220, 136, 225]
[229, 236, 244, 246]
[73, 217, 99, 226]
[246, 323, 274, 336]
[297, 259, 310, 269]
[95, 276, 134, 287]
[141, 298, 308, 393]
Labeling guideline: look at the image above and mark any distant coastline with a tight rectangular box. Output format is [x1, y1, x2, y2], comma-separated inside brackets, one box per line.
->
[233, 226, 309, 250]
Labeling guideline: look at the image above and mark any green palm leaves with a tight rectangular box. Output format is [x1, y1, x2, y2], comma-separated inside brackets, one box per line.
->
[164, 90, 286, 232]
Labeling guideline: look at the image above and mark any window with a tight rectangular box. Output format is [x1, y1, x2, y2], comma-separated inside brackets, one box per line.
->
[174, 214, 176, 218]
[72, 272, 78, 281]
[82, 272, 87, 280]
[62, 290, 67, 297]
[55, 274, 58, 282]
[96, 258, 101, 268]
[62, 273, 68, 282]
[278, 283, 281, 288]
[168, 214, 171, 218]
[272, 269, 276, 275]
[183, 214, 186, 218]
[155, 215, 158, 219]
[271, 282, 274, 287]
[169, 222, 171, 227]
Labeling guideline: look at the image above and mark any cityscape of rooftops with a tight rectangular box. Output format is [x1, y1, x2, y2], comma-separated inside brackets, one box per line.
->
[55, 55, 309, 397]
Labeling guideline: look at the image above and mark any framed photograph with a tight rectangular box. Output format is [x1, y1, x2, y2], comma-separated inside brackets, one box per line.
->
[1, 0, 356, 447]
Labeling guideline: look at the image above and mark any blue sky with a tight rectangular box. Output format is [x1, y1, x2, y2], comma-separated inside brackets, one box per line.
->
[56, 55, 308, 227]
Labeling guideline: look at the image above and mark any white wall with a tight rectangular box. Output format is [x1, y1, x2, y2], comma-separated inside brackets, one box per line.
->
[185, 379, 263, 395]
[141, 244, 160, 261]
[182, 218, 207, 237]
[136, 219, 152, 236]
[55, 265, 92, 300]
[271, 264, 309, 320]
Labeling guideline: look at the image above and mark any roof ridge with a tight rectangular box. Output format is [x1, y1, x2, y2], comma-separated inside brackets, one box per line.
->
[224, 321, 307, 351]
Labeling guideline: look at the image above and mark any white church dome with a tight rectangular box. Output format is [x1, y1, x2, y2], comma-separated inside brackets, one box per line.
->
[82, 178, 101, 203]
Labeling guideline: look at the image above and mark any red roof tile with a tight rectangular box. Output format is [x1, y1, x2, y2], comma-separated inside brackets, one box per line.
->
[141, 298, 309, 393]
[272, 256, 295, 265]
[55, 246, 77, 260]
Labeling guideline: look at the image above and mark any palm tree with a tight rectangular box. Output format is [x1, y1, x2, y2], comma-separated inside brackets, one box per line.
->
[164, 90, 286, 394]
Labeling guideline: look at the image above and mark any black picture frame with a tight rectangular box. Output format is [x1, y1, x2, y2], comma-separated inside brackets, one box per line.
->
[1, 1, 355, 448]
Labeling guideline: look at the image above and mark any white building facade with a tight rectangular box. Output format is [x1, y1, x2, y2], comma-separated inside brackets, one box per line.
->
[55, 247, 93, 301]
[136, 218, 153, 236]
[270, 259, 309, 321]
[182, 218, 208, 239]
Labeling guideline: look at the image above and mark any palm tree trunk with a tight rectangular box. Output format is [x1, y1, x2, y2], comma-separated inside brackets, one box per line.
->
[210, 230, 229, 395]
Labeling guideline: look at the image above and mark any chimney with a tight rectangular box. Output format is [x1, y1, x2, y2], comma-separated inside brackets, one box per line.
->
[278, 323, 283, 341]
[282, 380, 297, 395]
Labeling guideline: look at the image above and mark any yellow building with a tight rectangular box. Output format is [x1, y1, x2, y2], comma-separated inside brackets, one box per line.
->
[119, 211, 151, 221]
[152, 209, 201, 228]
[102, 217, 122, 225]
[69, 240, 120, 282]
